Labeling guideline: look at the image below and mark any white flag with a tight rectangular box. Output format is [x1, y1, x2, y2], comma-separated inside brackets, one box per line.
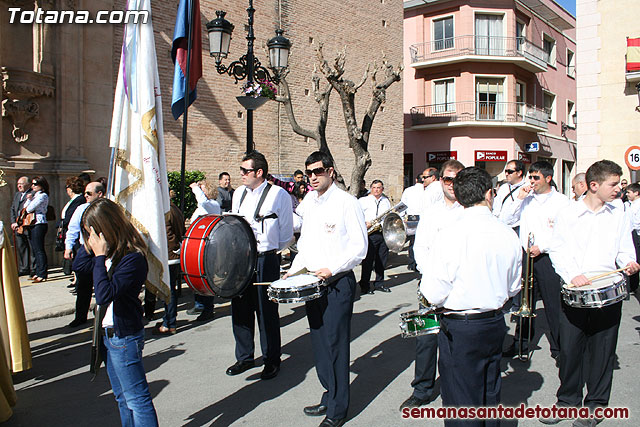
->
[109, 0, 170, 302]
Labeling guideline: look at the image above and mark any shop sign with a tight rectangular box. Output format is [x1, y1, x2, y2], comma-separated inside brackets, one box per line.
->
[427, 151, 457, 162]
[518, 152, 532, 163]
[475, 150, 507, 162]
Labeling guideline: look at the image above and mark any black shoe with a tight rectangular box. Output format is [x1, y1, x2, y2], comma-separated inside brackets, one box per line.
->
[67, 318, 87, 328]
[319, 416, 345, 427]
[226, 360, 255, 376]
[186, 307, 203, 315]
[375, 285, 391, 293]
[399, 395, 431, 410]
[260, 364, 280, 380]
[67, 283, 75, 288]
[195, 311, 214, 322]
[303, 404, 328, 417]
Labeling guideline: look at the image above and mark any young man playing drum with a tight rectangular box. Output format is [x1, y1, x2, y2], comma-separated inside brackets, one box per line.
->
[420, 167, 521, 425]
[286, 151, 368, 427]
[545, 160, 639, 426]
[227, 151, 293, 380]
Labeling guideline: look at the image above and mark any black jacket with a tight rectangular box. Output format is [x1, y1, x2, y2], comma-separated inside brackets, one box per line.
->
[62, 194, 85, 230]
[10, 189, 33, 224]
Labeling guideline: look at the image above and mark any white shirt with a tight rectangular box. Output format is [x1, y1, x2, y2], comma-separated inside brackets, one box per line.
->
[102, 258, 114, 328]
[190, 186, 222, 223]
[289, 183, 368, 276]
[549, 200, 636, 284]
[630, 199, 640, 233]
[413, 189, 463, 274]
[502, 188, 570, 252]
[493, 179, 526, 227]
[24, 191, 49, 224]
[401, 183, 425, 216]
[232, 180, 293, 253]
[359, 194, 391, 223]
[65, 203, 89, 250]
[420, 180, 444, 215]
[420, 206, 522, 312]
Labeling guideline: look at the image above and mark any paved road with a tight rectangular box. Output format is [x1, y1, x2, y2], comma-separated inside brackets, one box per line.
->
[7, 255, 639, 426]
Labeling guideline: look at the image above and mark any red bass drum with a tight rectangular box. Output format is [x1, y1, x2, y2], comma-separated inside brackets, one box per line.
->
[181, 214, 257, 298]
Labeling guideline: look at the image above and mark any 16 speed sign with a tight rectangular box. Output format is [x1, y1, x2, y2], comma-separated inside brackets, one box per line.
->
[625, 146, 640, 171]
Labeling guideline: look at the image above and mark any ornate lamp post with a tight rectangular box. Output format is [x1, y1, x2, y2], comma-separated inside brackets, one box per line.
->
[206, 1, 291, 153]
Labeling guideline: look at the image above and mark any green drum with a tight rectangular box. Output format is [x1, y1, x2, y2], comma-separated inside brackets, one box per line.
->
[399, 309, 440, 338]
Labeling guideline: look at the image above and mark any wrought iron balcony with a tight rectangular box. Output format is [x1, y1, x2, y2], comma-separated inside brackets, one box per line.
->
[409, 101, 548, 131]
[409, 35, 548, 73]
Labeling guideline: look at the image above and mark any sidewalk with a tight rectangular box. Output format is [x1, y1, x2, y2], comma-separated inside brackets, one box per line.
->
[19, 268, 83, 322]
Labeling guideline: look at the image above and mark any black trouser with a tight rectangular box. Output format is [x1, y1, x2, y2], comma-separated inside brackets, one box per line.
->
[231, 252, 281, 366]
[29, 223, 48, 279]
[305, 272, 356, 420]
[628, 231, 640, 293]
[513, 253, 562, 357]
[15, 230, 35, 275]
[407, 235, 417, 269]
[557, 302, 622, 409]
[74, 271, 93, 322]
[439, 313, 507, 427]
[359, 232, 388, 291]
[411, 330, 438, 400]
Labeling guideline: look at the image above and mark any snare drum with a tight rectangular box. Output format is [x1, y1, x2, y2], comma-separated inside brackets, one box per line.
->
[181, 214, 257, 298]
[399, 309, 440, 338]
[267, 274, 326, 303]
[561, 271, 628, 308]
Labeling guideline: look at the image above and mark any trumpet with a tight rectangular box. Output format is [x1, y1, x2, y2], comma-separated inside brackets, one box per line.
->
[367, 201, 407, 234]
[514, 233, 536, 362]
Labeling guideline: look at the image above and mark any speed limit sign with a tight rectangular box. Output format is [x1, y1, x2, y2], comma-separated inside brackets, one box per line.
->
[625, 146, 640, 171]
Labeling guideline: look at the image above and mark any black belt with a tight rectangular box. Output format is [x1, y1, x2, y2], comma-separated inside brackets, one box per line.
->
[443, 309, 502, 320]
[258, 249, 277, 257]
[102, 327, 116, 338]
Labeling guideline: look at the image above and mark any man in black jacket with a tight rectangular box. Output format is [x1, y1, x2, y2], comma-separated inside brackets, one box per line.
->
[10, 176, 35, 276]
[216, 172, 234, 213]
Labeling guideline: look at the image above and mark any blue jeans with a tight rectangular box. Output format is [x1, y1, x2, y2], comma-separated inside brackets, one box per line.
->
[104, 329, 158, 427]
[29, 223, 48, 278]
[162, 263, 180, 328]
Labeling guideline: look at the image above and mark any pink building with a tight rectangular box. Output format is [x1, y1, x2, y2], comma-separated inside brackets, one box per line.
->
[403, 0, 576, 194]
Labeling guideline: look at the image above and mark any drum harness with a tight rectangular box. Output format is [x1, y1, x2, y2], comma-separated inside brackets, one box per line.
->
[238, 183, 279, 244]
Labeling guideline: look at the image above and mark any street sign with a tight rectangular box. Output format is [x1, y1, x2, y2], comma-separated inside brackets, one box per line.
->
[518, 152, 532, 164]
[525, 142, 539, 152]
[427, 151, 457, 162]
[625, 145, 640, 171]
[475, 150, 507, 162]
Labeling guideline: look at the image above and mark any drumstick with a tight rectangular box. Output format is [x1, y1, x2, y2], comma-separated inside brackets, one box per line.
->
[253, 268, 309, 286]
[566, 268, 627, 288]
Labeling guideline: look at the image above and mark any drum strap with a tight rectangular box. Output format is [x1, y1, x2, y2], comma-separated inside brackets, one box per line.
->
[239, 184, 278, 233]
[502, 184, 519, 207]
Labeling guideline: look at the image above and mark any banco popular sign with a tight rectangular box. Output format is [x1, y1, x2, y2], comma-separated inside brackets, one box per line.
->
[475, 150, 507, 162]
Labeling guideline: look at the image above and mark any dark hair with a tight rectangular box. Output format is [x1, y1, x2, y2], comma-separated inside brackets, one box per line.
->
[305, 151, 334, 169]
[31, 176, 49, 194]
[294, 169, 304, 176]
[81, 198, 147, 260]
[242, 150, 269, 176]
[90, 182, 106, 195]
[97, 177, 108, 189]
[219, 172, 230, 180]
[453, 167, 492, 208]
[440, 160, 464, 177]
[585, 160, 623, 186]
[77, 173, 91, 185]
[627, 183, 640, 194]
[65, 176, 85, 195]
[292, 181, 308, 199]
[424, 167, 439, 180]
[370, 179, 384, 187]
[508, 159, 526, 174]
[529, 161, 554, 178]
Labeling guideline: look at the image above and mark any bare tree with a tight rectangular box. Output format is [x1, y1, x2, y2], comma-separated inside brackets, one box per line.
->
[274, 44, 402, 195]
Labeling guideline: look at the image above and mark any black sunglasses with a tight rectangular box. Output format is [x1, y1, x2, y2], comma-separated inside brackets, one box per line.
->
[85, 191, 94, 196]
[240, 167, 256, 175]
[441, 176, 455, 184]
[505, 169, 516, 175]
[528, 175, 542, 181]
[305, 167, 328, 177]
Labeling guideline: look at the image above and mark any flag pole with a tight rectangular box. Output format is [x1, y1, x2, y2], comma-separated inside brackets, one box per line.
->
[178, 0, 196, 213]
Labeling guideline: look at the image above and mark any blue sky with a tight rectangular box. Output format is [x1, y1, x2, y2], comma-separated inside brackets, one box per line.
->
[554, 0, 576, 17]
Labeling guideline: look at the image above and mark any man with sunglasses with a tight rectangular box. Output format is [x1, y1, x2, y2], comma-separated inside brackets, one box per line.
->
[400, 159, 464, 411]
[501, 161, 569, 361]
[287, 151, 367, 427]
[64, 181, 105, 328]
[226, 151, 293, 381]
[493, 160, 527, 232]
[359, 179, 391, 294]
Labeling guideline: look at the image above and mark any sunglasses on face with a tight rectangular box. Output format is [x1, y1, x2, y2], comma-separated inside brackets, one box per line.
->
[441, 176, 455, 184]
[305, 167, 328, 177]
[505, 169, 516, 175]
[528, 175, 542, 181]
[85, 191, 94, 196]
[240, 167, 256, 175]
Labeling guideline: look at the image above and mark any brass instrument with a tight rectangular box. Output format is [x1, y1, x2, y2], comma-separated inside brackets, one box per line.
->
[367, 201, 407, 234]
[514, 233, 536, 361]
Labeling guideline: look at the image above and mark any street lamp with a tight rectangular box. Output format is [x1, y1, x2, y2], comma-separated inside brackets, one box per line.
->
[206, 1, 291, 153]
